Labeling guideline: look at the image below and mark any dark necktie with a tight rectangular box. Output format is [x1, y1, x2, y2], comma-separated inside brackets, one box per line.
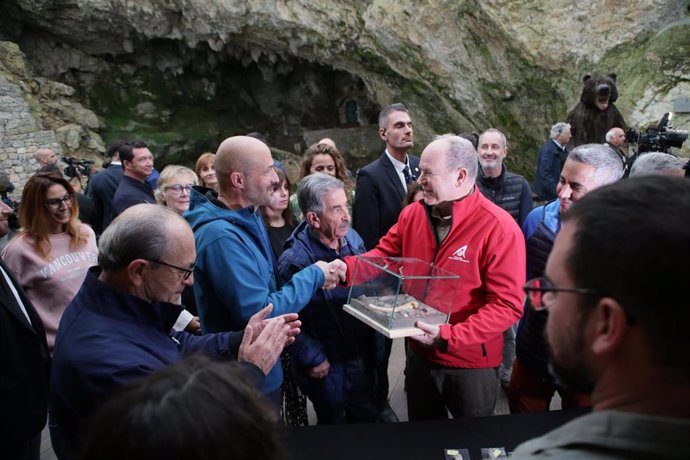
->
[402, 165, 415, 184]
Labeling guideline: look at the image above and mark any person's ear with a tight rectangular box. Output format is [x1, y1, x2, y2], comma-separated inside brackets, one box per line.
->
[306, 211, 320, 229]
[127, 259, 148, 287]
[455, 168, 468, 187]
[230, 171, 244, 189]
[590, 297, 629, 356]
[379, 127, 387, 141]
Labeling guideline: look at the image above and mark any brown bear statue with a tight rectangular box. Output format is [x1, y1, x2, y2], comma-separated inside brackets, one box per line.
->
[565, 73, 627, 148]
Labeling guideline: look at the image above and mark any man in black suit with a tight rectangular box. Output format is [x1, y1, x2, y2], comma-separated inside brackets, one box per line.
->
[0, 200, 50, 460]
[86, 140, 127, 235]
[352, 102, 420, 422]
[353, 103, 420, 249]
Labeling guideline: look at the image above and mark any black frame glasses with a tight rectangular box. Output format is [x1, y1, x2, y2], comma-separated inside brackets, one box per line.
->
[146, 259, 195, 280]
[523, 277, 601, 311]
[45, 194, 74, 209]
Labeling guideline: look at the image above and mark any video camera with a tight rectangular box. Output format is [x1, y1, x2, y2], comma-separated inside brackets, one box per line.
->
[63, 156, 95, 180]
[626, 112, 688, 154]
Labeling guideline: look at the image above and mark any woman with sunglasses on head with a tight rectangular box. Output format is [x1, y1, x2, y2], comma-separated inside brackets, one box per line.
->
[1, 173, 97, 353]
[155, 165, 201, 333]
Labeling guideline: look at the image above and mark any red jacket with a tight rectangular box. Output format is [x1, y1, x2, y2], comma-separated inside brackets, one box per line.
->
[345, 187, 525, 368]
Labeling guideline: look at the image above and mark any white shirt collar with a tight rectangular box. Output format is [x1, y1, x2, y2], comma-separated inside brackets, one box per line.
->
[385, 149, 409, 172]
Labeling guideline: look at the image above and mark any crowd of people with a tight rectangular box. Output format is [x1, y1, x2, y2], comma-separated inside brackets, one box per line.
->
[0, 102, 688, 460]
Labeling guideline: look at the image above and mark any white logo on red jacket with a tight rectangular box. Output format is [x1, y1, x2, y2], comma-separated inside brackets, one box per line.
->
[449, 244, 469, 263]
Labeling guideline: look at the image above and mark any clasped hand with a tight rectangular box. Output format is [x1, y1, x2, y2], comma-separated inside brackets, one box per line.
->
[238, 303, 301, 375]
[315, 259, 347, 290]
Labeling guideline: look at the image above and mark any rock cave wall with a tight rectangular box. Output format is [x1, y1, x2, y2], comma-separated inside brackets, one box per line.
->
[0, 0, 688, 193]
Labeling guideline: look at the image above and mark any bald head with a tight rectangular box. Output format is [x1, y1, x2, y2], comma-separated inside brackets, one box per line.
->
[606, 127, 626, 147]
[214, 136, 278, 207]
[214, 136, 270, 190]
[318, 138, 337, 149]
[34, 148, 58, 166]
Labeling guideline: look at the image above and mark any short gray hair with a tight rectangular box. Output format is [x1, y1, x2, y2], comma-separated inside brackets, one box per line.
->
[605, 127, 623, 143]
[297, 173, 344, 216]
[378, 103, 409, 129]
[550, 122, 571, 139]
[567, 143, 625, 186]
[479, 128, 507, 148]
[434, 134, 478, 183]
[630, 152, 686, 177]
[98, 204, 181, 272]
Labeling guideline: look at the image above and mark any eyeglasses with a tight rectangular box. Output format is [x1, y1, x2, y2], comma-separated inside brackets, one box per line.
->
[146, 259, 195, 280]
[523, 277, 601, 311]
[165, 184, 194, 195]
[45, 194, 74, 210]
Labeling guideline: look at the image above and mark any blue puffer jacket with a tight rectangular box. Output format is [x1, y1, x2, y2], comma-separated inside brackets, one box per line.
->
[184, 187, 325, 394]
[277, 222, 380, 401]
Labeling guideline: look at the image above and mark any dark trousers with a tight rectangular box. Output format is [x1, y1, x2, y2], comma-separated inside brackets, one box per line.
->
[306, 356, 378, 425]
[405, 351, 499, 420]
[375, 337, 393, 407]
[1, 432, 41, 460]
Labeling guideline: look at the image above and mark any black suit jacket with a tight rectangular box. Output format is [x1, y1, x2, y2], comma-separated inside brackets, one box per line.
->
[86, 163, 123, 234]
[0, 258, 50, 441]
[353, 152, 420, 250]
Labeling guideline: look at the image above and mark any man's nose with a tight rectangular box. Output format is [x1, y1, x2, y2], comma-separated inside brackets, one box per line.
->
[558, 184, 571, 199]
[184, 272, 194, 286]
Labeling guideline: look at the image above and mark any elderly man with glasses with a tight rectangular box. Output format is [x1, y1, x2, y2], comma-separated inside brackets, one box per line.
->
[509, 143, 624, 413]
[49, 204, 301, 460]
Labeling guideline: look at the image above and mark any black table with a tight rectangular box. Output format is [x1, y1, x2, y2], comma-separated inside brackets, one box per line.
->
[285, 409, 588, 460]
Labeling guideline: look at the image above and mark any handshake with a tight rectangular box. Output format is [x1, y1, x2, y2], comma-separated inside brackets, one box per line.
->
[314, 259, 347, 290]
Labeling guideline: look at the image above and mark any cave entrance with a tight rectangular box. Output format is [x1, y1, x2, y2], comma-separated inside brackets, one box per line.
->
[82, 50, 380, 166]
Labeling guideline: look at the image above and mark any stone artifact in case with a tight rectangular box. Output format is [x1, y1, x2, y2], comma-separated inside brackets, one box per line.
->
[343, 256, 459, 338]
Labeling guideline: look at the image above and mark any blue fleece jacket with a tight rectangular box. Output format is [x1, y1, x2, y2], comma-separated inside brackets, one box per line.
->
[184, 187, 325, 393]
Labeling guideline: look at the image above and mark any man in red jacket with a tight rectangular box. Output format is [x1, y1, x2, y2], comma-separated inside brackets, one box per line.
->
[344, 134, 525, 420]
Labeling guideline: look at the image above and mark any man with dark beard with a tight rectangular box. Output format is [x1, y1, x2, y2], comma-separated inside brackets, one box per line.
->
[511, 176, 690, 459]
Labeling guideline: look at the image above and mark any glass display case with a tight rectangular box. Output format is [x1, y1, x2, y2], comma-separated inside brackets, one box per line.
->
[343, 256, 460, 338]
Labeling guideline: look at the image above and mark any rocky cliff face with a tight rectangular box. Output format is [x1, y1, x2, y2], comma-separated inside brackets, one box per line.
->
[1, 0, 688, 187]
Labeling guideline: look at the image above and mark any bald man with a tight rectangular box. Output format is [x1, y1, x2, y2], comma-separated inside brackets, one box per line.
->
[185, 136, 346, 404]
[318, 137, 337, 149]
[605, 127, 627, 159]
[34, 148, 61, 175]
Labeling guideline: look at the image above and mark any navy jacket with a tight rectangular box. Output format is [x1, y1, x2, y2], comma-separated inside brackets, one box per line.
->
[277, 223, 379, 400]
[86, 163, 123, 233]
[534, 140, 568, 201]
[50, 270, 261, 455]
[111, 175, 155, 218]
